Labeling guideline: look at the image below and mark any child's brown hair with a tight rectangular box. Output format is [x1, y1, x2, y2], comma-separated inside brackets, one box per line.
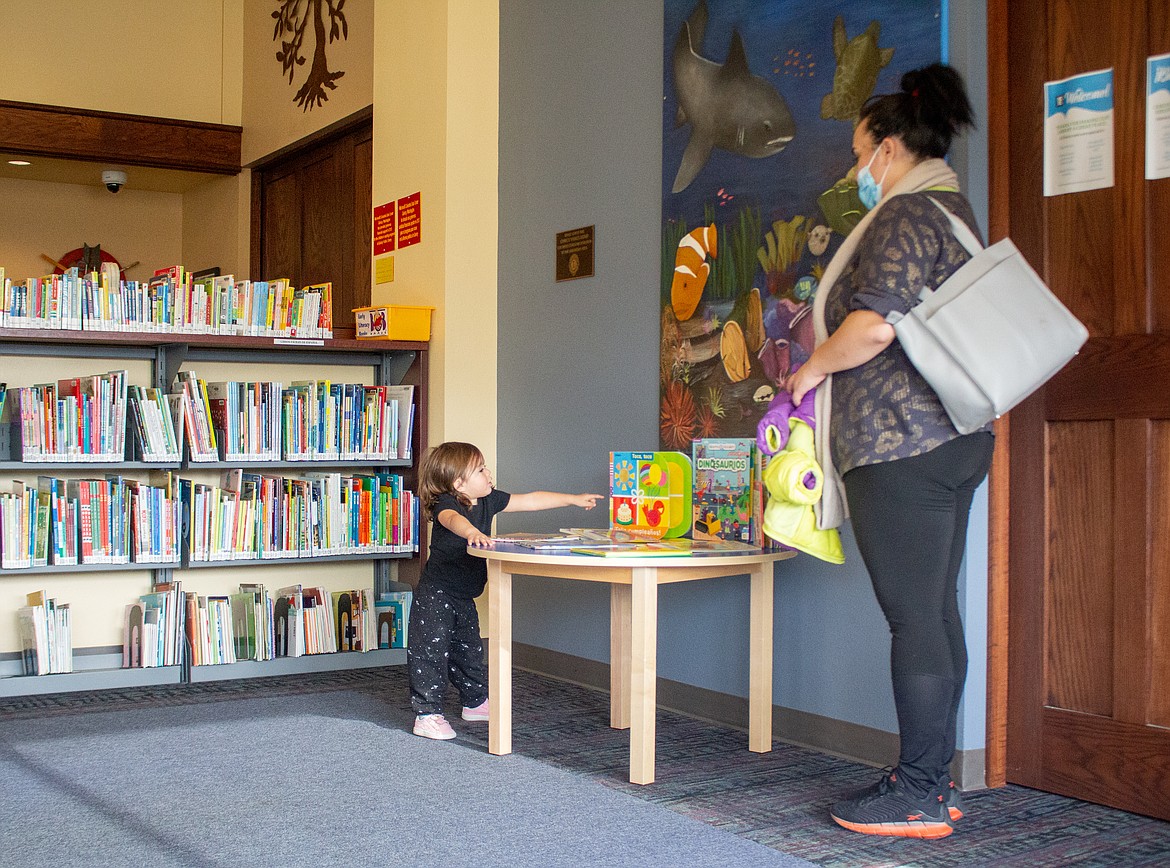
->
[418, 441, 483, 518]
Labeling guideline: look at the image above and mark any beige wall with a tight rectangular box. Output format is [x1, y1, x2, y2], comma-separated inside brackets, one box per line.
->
[3, 0, 234, 122]
[0, 177, 183, 282]
[181, 172, 252, 279]
[372, 1, 499, 466]
[241, 0, 373, 164]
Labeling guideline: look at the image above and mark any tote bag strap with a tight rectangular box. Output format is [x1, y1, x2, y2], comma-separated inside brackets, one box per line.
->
[926, 195, 984, 257]
[911, 195, 987, 303]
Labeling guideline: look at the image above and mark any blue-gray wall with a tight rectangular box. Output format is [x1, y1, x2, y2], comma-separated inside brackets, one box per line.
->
[498, 0, 988, 748]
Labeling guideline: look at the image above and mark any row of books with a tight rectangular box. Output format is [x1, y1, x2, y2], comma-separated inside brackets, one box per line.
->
[0, 469, 416, 569]
[1, 372, 415, 463]
[182, 470, 418, 562]
[0, 265, 334, 339]
[125, 581, 185, 668]
[279, 379, 415, 461]
[16, 590, 72, 675]
[0, 475, 177, 568]
[122, 581, 412, 669]
[3, 371, 129, 461]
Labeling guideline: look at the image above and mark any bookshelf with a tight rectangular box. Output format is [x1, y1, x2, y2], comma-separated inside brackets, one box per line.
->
[0, 327, 427, 697]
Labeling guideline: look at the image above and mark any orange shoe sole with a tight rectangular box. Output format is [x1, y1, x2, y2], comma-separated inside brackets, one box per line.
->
[831, 815, 954, 839]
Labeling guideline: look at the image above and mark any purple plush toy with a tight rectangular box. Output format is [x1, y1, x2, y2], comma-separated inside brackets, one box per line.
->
[756, 387, 817, 456]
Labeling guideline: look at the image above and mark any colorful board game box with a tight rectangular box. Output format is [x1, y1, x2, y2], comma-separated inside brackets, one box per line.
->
[608, 451, 692, 539]
[691, 438, 760, 544]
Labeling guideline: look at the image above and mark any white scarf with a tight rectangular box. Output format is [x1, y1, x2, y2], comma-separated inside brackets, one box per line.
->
[812, 157, 960, 529]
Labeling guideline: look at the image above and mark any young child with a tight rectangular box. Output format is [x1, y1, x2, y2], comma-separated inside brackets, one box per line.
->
[409, 441, 601, 740]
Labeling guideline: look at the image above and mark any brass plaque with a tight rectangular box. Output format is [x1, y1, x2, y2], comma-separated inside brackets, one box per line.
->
[555, 225, 595, 282]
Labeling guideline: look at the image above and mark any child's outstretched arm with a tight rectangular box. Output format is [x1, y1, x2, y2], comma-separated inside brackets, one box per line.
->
[504, 492, 603, 512]
[437, 508, 494, 548]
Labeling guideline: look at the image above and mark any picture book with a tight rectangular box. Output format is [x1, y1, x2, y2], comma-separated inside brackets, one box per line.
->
[374, 581, 412, 649]
[569, 543, 686, 557]
[568, 538, 759, 557]
[692, 438, 761, 545]
[490, 532, 592, 550]
[608, 451, 692, 539]
[229, 591, 259, 661]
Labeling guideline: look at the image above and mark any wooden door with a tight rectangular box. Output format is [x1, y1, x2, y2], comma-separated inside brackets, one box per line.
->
[989, 0, 1170, 819]
[252, 111, 372, 334]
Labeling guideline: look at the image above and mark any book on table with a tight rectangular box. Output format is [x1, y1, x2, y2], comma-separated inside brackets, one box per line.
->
[692, 437, 762, 545]
[567, 538, 760, 557]
[607, 451, 693, 539]
[489, 532, 593, 549]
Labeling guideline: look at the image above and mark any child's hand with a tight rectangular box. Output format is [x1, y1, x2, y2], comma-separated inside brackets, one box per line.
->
[575, 494, 604, 510]
[467, 529, 495, 548]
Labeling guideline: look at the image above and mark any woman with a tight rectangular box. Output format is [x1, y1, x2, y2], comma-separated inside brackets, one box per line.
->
[785, 63, 994, 840]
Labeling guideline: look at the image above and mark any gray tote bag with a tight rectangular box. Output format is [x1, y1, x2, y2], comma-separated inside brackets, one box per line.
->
[885, 198, 1089, 435]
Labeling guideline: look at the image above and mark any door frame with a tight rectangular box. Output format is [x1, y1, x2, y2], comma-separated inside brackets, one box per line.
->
[984, 0, 1011, 789]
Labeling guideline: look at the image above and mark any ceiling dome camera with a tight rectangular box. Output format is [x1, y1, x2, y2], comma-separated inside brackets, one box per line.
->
[102, 169, 127, 193]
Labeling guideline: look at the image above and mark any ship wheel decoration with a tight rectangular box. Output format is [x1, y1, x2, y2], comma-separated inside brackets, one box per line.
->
[272, 0, 349, 112]
[47, 243, 121, 275]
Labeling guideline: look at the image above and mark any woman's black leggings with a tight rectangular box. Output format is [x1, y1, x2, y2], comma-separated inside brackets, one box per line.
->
[843, 432, 994, 795]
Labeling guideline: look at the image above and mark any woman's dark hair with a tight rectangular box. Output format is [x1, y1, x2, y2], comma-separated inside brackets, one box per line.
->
[858, 63, 974, 159]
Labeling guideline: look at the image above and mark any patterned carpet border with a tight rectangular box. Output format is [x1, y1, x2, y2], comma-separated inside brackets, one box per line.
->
[3, 665, 1168, 867]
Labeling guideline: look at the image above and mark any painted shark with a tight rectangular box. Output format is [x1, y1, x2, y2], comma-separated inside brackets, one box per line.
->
[671, 0, 796, 194]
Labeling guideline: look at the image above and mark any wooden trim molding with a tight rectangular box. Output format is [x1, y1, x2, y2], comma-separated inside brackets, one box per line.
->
[984, 0, 1011, 790]
[0, 99, 241, 174]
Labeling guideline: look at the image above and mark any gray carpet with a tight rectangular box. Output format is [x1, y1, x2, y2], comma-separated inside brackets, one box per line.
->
[0, 689, 813, 868]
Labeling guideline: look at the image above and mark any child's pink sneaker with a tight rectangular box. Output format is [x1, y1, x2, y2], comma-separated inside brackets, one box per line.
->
[413, 713, 456, 740]
[461, 699, 489, 722]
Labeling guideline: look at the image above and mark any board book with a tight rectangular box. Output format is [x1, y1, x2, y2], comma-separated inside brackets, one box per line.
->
[608, 451, 692, 539]
[691, 438, 762, 545]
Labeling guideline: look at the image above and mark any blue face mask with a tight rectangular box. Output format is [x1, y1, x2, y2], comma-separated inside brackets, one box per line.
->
[856, 147, 889, 211]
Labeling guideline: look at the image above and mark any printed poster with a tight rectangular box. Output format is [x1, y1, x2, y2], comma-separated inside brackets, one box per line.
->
[1147, 53, 1170, 181]
[1043, 68, 1114, 197]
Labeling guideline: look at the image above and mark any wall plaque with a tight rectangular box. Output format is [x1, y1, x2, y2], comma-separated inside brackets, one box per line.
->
[555, 225, 595, 282]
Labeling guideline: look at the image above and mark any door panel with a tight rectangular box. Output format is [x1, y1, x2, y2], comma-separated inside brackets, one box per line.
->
[995, 0, 1170, 819]
[301, 149, 350, 291]
[1046, 422, 1113, 716]
[353, 131, 373, 314]
[253, 112, 372, 334]
[1152, 424, 1170, 725]
[260, 168, 301, 285]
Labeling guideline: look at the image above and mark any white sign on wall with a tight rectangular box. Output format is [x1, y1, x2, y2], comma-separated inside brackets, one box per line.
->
[1043, 68, 1114, 197]
[1147, 53, 1170, 181]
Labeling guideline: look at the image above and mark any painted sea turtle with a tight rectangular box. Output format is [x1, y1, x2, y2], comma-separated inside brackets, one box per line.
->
[820, 16, 894, 125]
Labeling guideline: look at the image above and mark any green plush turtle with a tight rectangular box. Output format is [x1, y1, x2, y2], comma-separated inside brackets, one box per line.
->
[820, 16, 895, 125]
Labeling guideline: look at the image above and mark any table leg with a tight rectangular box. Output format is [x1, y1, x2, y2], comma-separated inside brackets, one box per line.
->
[748, 561, 774, 753]
[487, 561, 512, 756]
[610, 583, 631, 729]
[629, 567, 657, 785]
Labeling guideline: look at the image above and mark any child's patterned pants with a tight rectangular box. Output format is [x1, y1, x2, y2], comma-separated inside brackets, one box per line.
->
[407, 582, 488, 715]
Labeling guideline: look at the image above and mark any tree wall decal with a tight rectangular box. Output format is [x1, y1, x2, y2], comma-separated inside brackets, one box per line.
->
[272, 0, 349, 112]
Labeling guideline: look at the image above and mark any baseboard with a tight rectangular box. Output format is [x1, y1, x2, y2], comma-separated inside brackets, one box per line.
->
[510, 641, 986, 791]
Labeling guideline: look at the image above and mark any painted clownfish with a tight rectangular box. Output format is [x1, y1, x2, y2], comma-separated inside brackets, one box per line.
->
[670, 223, 717, 322]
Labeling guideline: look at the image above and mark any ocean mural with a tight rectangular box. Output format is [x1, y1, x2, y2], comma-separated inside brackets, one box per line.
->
[660, 0, 942, 450]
